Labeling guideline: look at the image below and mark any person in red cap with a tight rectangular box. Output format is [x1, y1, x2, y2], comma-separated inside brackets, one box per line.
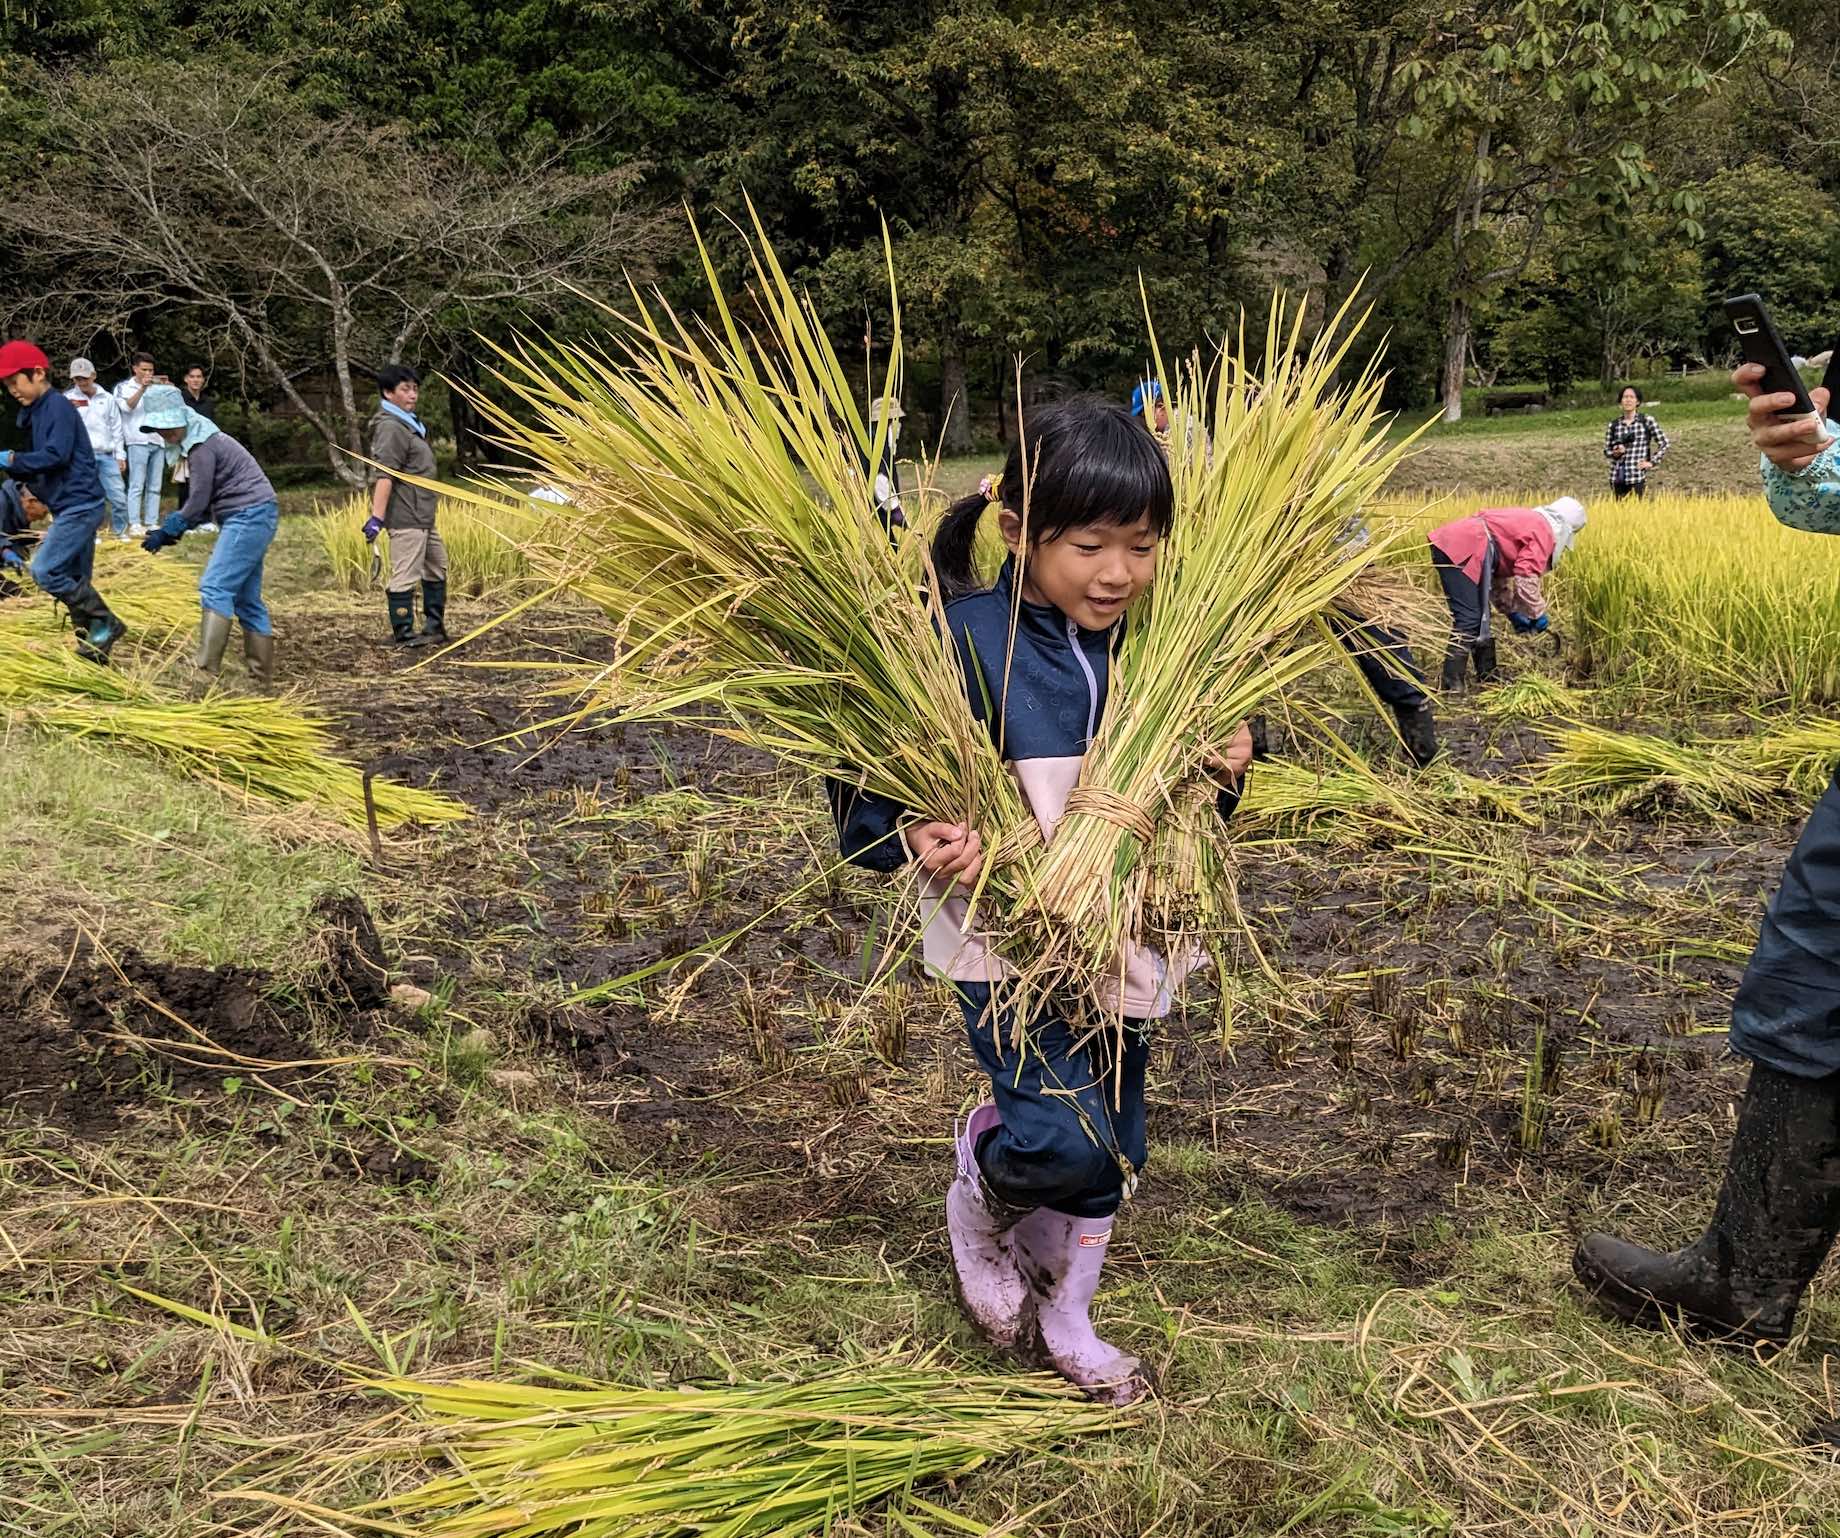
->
[0, 340, 125, 662]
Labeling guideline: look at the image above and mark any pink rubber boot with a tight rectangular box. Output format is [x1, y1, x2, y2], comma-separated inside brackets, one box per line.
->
[1013, 1210, 1149, 1405]
[944, 1103, 1032, 1349]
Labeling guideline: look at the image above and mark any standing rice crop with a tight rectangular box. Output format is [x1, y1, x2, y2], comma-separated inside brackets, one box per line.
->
[318, 494, 540, 597]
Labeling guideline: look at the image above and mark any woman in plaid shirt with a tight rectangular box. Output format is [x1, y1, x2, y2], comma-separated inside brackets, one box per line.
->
[1603, 386, 1670, 498]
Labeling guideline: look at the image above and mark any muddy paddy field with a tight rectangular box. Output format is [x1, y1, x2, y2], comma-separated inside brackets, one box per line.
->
[5, 533, 1838, 1535]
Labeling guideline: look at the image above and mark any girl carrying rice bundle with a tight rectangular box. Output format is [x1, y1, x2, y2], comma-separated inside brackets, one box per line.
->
[831, 400, 1251, 1404]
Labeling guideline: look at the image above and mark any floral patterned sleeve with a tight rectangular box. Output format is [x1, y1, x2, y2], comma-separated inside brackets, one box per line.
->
[1762, 418, 1840, 535]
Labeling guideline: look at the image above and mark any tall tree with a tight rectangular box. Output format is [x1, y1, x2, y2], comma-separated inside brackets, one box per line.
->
[3, 56, 673, 482]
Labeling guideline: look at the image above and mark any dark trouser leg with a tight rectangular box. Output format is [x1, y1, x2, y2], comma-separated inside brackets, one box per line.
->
[1331, 607, 1430, 713]
[1576, 773, 1840, 1342]
[1731, 772, 1840, 1077]
[1430, 540, 1486, 690]
[955, 986, 1149, 1219]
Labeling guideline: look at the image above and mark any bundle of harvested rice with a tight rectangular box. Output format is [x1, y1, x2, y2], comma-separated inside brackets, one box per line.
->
[1536, 725, 1774, 817]
[1479, 672, 1585, 721]
[335, 1358, 1125, 1538]
[1, 631, 466, 830]
[0, 540, 197, 642]
[450, 210, 1420, 1023]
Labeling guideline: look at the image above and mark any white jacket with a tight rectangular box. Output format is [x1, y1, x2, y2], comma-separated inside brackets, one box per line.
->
[65, 385, 125, 457]
[113, 377, 163, 446]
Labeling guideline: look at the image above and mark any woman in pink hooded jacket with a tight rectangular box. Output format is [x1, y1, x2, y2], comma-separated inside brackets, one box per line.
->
[1426, 496, 1588, 689]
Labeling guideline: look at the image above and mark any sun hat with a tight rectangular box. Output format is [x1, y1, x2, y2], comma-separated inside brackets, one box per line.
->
[139, 383, 190, 430]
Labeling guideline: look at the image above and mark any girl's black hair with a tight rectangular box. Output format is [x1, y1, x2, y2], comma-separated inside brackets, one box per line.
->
[931, 395, 1174, 600]
[1618, 384, 1642, 403]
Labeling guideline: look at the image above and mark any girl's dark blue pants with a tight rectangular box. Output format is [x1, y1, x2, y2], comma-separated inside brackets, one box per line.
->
[952, 982, 1149, 1219]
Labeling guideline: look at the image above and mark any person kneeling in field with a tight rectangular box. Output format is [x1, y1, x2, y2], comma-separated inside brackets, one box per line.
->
[0, 481, 48, 600]
[828, 398, 1252, 1405]
[138, 387, 280, 689]
[0, 339, 127, 663]
[1426, 496, 1587, 691]
[1573, 364, 1840, 1347]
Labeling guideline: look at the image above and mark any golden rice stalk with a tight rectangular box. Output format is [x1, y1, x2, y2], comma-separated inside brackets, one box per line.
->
[1011, 293, 1428, 1008]
[0, 631, 465, 830]
[339, 1357, 1127, 1538]
[1535, 725, 1774, 818]
[443, 203, 1028, 901]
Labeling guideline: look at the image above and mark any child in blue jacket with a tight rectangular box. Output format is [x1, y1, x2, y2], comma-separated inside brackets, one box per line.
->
[0, 340, 125, 661]
[831, 398, 1250, 1403]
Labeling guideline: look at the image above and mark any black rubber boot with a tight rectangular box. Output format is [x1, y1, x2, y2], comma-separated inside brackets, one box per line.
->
[1392, 701, 1440, 768]
[409, 577, 448, 647]
[67, 586, 126, 665]
[1440, 642, 1469, 692]
[387, 590, 417, 645]
[1471, 638, 1498, 683]
[1573, 1063, 1840, 1345]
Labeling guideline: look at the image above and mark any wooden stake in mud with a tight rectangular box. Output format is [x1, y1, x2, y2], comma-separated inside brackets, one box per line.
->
[361, 768, 384, 864]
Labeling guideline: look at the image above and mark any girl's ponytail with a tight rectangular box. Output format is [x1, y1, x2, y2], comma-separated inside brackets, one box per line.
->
[931, 492, 991, 602]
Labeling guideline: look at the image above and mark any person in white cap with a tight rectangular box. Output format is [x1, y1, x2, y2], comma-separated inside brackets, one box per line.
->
[64, 359, 130, 539]
[1425, 495, 1587, 689]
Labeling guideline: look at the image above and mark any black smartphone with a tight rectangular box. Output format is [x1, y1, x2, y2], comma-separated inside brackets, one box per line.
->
[1724, 293, 1818, 419]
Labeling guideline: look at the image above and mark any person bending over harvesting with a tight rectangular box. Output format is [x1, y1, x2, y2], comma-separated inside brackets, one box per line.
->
[138, 388, 280, 689]
[366, 365, 446, 647]
[1573, 364, 1840, 1347]
[1427, 496, 1587, 690]
[1604, 386, 1669, 500]
[0, 340, 125, 663]
[829, 398, 1252, 1404]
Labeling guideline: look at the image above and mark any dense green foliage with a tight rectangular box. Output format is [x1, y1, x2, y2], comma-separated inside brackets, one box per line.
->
[0, 0, 1834, 444]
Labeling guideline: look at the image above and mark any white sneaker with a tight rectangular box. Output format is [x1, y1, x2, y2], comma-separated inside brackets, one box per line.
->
[199, 522, 220, 534]
[128, 523, 145, 537]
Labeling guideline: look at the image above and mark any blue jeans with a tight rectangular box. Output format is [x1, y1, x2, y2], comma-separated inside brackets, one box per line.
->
[953, 982, 1150, 1219]
[125, 443, 163, 527]
[96, 454, 129, 535]
[29, 501, 105, 600]
[197, 500, 278, 635]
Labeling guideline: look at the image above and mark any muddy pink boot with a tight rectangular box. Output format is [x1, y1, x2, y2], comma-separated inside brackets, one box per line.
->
[1014, 1211, 1149, 1405]
[945, 1103, 1032, 1349]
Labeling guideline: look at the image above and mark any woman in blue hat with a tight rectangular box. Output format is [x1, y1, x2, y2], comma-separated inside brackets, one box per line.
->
[138, 386, 280, 689]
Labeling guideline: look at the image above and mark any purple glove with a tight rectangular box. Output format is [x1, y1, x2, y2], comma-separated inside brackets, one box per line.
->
[362, 515, 384, 543]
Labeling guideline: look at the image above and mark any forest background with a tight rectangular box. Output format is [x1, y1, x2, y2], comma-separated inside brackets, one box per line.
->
[3, 0, 1837, 484]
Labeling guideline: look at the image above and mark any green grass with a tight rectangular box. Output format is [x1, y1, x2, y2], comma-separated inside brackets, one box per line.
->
[2, 736, 365, 969]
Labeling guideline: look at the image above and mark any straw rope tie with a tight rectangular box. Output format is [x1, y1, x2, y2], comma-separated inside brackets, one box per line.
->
[989, 817, 1044, 869]
[1063, 787, 1158, 845]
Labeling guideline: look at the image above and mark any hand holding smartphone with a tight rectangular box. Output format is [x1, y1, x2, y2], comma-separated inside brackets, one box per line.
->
[1724, 294, 1818, 420]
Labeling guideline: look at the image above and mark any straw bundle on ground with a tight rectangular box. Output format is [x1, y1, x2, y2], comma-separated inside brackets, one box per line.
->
[0, 630, 466, 830]
[448, 210, 1420, 1023]
[0, 541, 197, 641]
[335, 1359, 1124, 1537]
[1532, 721, 1839, 817]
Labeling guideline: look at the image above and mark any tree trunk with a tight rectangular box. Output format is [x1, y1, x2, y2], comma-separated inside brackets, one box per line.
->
[939, 342, 973, 457]
[1441, 292, 1470, 423]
